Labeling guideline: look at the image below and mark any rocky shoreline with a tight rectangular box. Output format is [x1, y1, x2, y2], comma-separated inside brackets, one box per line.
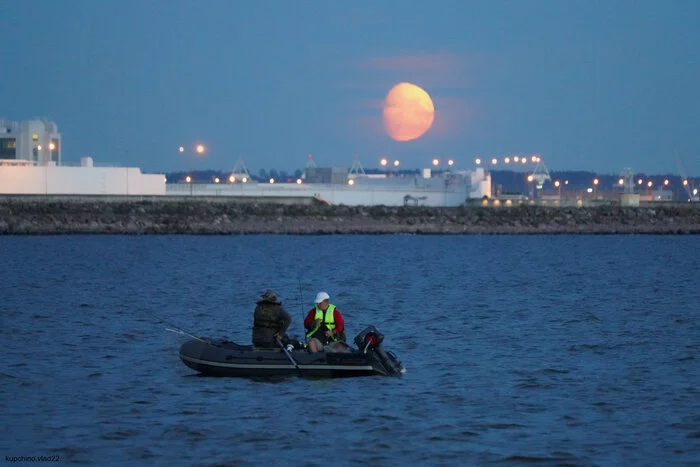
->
[1, 199, 699, 235]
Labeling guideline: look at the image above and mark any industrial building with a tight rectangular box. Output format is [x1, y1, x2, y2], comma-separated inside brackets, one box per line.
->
[0, 119, 165, 196]
[1, 119, 62, 165]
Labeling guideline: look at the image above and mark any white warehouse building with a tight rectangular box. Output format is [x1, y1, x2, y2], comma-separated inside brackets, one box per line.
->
[0, 118, 165, 196]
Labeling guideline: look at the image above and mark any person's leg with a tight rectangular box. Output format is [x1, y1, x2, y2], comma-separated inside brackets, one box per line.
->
[324, 342, 349, 353]
[307, 338, 323, 352]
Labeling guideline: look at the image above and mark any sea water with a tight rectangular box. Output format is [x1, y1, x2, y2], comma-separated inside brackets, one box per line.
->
[1, 234, 699, 465]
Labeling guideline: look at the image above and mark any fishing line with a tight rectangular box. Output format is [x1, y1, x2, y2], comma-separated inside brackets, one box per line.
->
[146, 311, 211, 344]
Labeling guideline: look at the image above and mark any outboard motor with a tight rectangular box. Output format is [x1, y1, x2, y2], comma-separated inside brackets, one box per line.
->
[354, 326, 405, 377]
[354, 326, 384, 353]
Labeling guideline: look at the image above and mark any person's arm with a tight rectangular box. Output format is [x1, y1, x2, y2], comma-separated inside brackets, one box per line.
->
[332, 309, 344, 334]
[303, 309, 316, 330]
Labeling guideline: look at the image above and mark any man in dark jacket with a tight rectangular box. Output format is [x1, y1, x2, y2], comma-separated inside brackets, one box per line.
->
[252, 290, 292, 348]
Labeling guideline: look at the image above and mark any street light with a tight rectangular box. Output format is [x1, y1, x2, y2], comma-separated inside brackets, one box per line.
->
[448, 159, 454, 166]
[475, 158, 482, 165]
[432, 158, 440, 166]
[180, 143, 207, 181]
[185, 175, 193, 195]
[554, 180, 561, 198]
[593, 178, 599, 196]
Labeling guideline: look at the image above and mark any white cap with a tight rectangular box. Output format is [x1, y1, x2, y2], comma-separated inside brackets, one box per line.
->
[315, 291, 330, 304]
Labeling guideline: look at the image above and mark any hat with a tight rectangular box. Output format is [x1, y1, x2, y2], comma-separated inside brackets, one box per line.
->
[315, 291, 330, 304]
[261, 290, 278, 303]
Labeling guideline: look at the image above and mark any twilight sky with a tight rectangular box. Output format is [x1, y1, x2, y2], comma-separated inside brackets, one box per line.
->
[3, 0, 699, 175]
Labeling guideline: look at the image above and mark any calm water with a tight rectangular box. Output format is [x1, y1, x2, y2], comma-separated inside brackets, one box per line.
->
[1, 234, 699, 466]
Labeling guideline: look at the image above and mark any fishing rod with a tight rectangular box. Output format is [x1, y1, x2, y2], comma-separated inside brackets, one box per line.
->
[296, 252, 315, 348]
[277, 337, 304, 378]
[147, 311, 211, 344]
[297, 259, 306, 330]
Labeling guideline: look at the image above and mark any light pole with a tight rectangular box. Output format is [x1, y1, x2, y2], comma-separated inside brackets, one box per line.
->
[554, 180, 561, 199]
[186, 175, 192, 195]
[179, 143, 206, 195]
[593, 178, 599, 197]
[380, 158, 388, 177]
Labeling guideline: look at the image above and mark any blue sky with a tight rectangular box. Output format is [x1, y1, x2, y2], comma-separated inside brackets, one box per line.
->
[3, 0, 699, 175]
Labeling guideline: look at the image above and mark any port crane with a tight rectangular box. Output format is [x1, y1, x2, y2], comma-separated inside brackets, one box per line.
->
[675, 146, 699, 202]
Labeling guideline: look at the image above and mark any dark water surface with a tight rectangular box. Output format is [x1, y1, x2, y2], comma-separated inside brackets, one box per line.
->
[2, 235, 699, 466]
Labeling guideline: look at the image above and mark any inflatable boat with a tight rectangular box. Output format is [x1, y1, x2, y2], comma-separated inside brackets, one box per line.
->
[179, 326, 405, 378]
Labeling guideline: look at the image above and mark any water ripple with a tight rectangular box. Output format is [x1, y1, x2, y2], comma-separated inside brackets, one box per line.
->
[2, 234, 699, 465]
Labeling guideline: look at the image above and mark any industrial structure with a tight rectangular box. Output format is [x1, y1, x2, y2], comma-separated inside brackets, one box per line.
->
[1, 119, 62, 164]
[2, 118, 696, 206]
[167, 164, 491, 207]
[0, 119, 165, 196]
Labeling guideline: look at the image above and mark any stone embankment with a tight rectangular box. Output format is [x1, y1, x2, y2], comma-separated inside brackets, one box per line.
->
[1, 199, 699, 234]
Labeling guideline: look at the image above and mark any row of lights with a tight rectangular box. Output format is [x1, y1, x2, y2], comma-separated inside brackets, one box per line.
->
[36, 143, 57, 151]
[476, 155, 542, 165]
[539, 177, 695, 192]
[180, 176, 310, 185]
[183, 175, 250, 184]
[179, 144, 206, 154]
[379, 158, 456, 167]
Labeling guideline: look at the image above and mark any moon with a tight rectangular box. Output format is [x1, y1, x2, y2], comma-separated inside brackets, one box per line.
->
[383, 82, 435, 142]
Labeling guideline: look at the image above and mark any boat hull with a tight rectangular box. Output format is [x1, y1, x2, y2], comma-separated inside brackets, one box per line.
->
[179, 338, 403, 378]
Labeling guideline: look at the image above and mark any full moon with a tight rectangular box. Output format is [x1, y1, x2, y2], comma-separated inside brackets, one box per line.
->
[383, 82, 435, 142]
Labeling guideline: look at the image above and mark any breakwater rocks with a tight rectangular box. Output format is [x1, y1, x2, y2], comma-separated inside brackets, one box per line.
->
[1, 199, 699, 235]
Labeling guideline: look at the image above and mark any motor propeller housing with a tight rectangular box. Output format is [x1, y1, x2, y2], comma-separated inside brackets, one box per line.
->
[354, 325, 385, 352]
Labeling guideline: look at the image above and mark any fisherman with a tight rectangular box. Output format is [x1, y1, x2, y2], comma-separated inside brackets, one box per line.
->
[252, 290, 293, 348]
[303, 291, 348, 353]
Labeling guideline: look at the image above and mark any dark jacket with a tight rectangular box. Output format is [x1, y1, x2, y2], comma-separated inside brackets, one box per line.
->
[252, 299, 292, 348]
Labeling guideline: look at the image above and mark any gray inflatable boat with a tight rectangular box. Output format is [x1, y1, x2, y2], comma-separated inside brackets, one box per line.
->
[179, 326, 406, 378]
